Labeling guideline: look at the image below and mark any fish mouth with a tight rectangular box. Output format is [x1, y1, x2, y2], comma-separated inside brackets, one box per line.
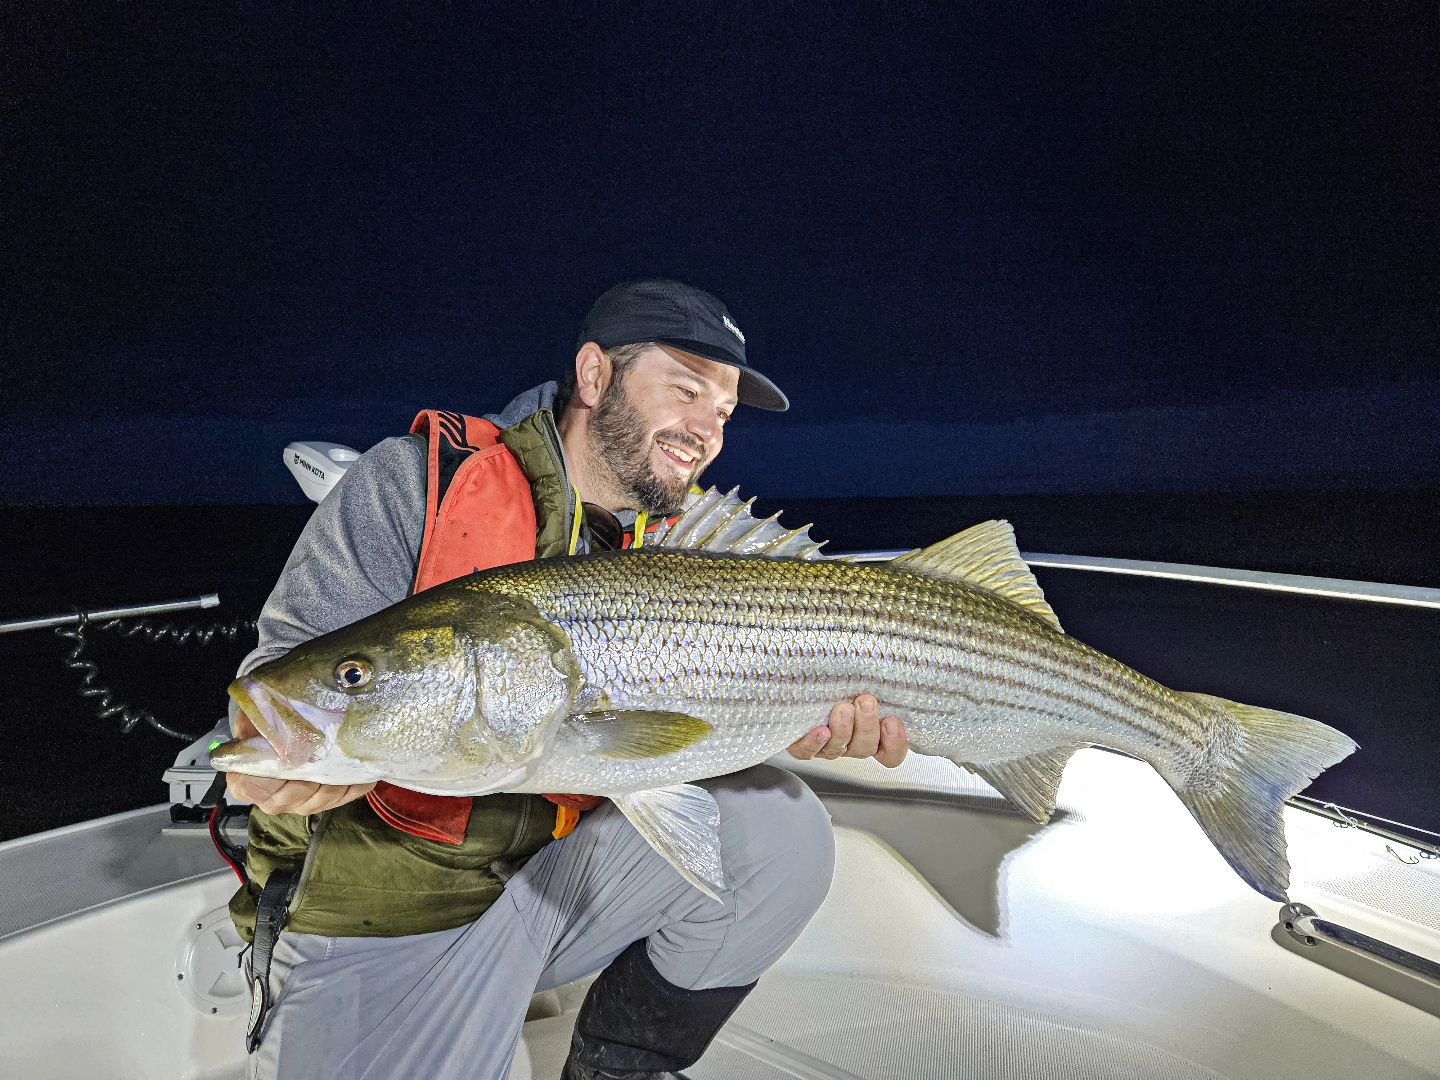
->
[208, 735, 285, 773]
[224, 676, 339, 769]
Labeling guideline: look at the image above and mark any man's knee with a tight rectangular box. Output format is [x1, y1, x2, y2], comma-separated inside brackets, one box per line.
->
[708, 765, 835, 914]
[651, 766, 833, 989]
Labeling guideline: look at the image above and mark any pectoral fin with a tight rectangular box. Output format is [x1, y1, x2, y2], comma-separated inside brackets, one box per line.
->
[613, 784, 725, 902]
[954, 746, 1083, 822]
[566, 710, 713, 760]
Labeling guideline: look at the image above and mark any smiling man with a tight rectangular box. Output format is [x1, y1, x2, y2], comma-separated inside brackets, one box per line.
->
[227, 279, 908, 1080]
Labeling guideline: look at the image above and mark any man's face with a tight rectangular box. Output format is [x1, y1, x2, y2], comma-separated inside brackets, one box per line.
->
[589, 345, 741, 516]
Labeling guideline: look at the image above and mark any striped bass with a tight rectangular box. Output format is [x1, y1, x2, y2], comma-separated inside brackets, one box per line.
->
[213, 488, 1357, 902]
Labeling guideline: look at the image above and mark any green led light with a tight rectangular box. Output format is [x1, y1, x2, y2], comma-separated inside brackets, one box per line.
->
[208, 739, 225, 752]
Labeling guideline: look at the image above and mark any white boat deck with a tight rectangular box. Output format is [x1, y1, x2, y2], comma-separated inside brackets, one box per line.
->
[1, 750, 1436, 1079]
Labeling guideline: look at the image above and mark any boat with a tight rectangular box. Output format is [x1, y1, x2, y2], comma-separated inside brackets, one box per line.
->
[2, 443, 1436, 1079]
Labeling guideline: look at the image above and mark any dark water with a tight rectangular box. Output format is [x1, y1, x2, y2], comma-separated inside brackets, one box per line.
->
[2, 489, 1435, 843]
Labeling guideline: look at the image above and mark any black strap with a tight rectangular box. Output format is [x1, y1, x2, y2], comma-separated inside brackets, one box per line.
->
[245, 869, 299, 1054]
[432, 409, 482, 507]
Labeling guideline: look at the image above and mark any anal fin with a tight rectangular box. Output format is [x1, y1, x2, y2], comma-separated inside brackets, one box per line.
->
[613, 784, 725, 902]
[955, 746, 1083, 822]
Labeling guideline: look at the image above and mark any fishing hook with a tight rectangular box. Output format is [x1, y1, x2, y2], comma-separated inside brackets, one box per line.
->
[1324, 802, 1362, 829]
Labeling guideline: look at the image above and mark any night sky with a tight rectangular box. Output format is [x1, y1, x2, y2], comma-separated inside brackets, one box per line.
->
[2, 5, 1437, 842]
[4, 3, 1436, 504]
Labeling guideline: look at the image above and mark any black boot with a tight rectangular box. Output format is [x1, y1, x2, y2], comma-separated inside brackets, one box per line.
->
[560, 939, 756, 1080]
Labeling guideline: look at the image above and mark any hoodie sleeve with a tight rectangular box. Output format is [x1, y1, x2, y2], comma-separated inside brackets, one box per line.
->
[234, 435, 427, 681]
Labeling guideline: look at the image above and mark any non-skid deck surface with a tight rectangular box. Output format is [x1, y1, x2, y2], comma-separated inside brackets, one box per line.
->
[514, 972, 1229, 1080]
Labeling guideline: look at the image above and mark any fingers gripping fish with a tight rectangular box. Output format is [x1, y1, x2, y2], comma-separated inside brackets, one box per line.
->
[213, 488, 1357, 904]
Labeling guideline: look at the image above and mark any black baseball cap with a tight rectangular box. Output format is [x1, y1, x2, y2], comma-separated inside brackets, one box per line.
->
[577, 279, 789, 412]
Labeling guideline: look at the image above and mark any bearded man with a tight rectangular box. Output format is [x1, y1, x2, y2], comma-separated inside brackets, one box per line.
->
[226, 279, 910, 1080]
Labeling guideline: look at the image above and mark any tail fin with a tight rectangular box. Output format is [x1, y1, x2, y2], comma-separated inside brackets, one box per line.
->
[1174, 693, 1357, 901]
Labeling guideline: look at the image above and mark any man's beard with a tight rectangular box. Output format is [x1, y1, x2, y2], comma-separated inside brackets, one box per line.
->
[589, 374, 707, 516]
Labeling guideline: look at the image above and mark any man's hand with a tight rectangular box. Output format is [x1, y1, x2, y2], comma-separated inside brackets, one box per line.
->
[787, 693, 909, 768]
[224, 709, 375, 816]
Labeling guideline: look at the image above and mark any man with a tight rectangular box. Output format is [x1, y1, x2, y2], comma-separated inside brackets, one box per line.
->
[227, 279, 910, 1079]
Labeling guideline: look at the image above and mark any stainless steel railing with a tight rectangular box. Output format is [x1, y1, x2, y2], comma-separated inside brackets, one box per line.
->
[838, 550, 1440, 611]
[0, 595, 222, 635]
[1278, 902, 1440, 1018]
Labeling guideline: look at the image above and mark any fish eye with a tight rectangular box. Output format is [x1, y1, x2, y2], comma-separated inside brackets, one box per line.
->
[335, 658, 373, 690]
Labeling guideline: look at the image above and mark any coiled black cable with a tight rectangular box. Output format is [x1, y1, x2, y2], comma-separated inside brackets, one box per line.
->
[103, 616, 258, 648]
[56, 611, 257, 741]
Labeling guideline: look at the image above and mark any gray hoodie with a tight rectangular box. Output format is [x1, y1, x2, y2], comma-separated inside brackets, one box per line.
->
[235, 382, 561, 681]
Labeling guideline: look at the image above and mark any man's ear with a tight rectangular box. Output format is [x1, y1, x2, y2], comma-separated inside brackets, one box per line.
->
[573, 342, 611, 409]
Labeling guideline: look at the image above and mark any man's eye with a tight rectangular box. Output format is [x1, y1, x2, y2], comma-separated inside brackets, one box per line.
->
[676, 386, 697, 401]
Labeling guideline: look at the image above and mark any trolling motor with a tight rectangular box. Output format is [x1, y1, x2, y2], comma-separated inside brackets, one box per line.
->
[169, 442, 362, 815]
[283, 441, 359, 503]
[168, 441, 364, 814]
[170, 441, 362, 810]
[1, 439, 368, 1018]
[4, 439, 365, 822]
[0, 592, 256, 859]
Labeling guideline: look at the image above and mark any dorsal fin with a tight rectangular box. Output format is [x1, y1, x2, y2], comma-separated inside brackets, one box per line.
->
[891, 520, 1063, 632]
[648, 487, 827, 559]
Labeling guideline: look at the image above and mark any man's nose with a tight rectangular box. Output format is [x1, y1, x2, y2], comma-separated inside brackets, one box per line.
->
[684, 406, 720, 448]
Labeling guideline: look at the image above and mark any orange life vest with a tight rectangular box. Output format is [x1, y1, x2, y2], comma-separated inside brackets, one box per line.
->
[364, 409, 603, 845]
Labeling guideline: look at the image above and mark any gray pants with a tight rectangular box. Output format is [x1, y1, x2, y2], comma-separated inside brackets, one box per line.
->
[249, 766, 834, 1079]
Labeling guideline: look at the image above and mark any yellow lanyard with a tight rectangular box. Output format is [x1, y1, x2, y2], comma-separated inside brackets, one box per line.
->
[571, 486, 649, 552]
[568, 486, 583, 556]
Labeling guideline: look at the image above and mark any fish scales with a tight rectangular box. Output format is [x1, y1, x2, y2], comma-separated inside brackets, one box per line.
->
[549, 557, 1165, 747]
[699, 567, 1189, 763]
[459, 551, 1214, 793]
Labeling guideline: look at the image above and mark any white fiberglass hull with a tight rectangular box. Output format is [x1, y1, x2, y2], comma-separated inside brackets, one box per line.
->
[0, 750, 1435, 1080]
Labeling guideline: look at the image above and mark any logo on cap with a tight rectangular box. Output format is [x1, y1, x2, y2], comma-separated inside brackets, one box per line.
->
[721, 314, 746, 345]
